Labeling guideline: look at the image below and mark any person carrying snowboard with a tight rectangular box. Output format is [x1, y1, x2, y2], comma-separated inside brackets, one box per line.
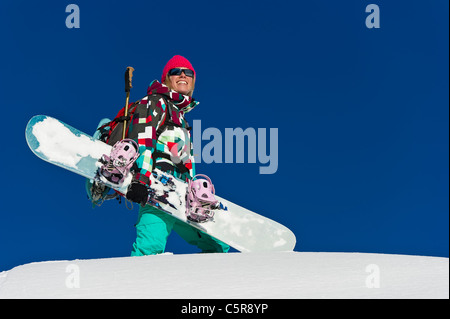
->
[119, 55, 229, 255]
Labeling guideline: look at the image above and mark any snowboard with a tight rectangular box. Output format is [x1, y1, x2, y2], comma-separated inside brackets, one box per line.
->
[25, 115, 296, 252]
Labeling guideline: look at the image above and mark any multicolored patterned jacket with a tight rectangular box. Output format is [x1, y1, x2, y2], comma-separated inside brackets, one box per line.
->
[126, 80, 198, 186]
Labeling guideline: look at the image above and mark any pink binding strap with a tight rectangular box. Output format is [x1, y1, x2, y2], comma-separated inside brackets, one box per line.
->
[186, 174, 219, 223]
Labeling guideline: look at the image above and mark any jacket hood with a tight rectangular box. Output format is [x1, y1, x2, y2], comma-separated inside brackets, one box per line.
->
[147, 80, 199, 113]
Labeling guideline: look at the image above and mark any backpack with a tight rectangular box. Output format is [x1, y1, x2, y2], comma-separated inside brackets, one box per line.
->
[97, 94, 191, 159]
[97, 101, 138, 146]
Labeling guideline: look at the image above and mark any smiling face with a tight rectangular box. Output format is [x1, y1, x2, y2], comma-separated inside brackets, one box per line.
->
[167, 67, 195, 96]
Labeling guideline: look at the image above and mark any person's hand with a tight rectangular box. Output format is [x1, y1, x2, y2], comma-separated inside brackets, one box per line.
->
[126, 182, 149, 206]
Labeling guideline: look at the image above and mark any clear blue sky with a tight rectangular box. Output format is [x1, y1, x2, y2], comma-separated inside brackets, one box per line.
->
[0, 0, 448, 272]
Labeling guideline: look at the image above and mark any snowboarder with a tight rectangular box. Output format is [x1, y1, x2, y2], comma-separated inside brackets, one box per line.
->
[122, 55, 230, 255]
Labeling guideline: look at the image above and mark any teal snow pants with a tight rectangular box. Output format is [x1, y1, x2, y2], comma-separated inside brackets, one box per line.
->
[131, 204, 230, 255]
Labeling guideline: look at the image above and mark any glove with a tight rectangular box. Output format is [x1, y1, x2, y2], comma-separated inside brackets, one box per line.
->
[126, 182, 149, 206]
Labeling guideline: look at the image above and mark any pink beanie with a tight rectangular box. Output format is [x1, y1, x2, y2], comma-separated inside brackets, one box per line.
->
[161, 55, 196, 83]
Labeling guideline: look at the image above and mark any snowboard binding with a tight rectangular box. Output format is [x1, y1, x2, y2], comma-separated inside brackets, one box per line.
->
[97, 139, 140, 186]
[186, 174, 220, 223]
[152, 170, 177, 190]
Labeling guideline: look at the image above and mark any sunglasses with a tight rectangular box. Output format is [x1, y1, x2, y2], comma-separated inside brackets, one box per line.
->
[168, 68, 194, 78]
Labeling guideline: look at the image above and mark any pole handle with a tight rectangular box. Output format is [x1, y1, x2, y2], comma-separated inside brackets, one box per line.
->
[125, 66, 135, 93]
[122, 66, 135, 139]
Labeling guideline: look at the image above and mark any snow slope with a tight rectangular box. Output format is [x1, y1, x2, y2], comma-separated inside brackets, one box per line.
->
[0, 252, 448, 299]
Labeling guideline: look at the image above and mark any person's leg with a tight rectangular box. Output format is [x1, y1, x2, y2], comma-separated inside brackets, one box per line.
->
[131, 205, 176, 256]
[173, 220, 230, 253]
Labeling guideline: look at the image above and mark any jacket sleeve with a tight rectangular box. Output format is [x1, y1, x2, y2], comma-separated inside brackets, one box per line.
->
[129, 95, 167, 186]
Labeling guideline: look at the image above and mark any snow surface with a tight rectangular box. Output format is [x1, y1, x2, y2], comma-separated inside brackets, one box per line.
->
[0, 252, 447, 299]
